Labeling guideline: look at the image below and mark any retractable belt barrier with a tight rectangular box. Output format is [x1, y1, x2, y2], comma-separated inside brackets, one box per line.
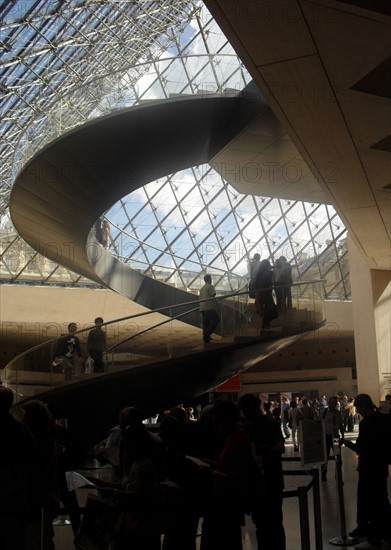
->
[34, 457, 324, 550]
[281, 458, 323, 550]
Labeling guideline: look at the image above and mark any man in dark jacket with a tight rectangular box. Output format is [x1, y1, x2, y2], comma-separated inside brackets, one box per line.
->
[344, 394, 391, 549]
[87, 317, 107, 372]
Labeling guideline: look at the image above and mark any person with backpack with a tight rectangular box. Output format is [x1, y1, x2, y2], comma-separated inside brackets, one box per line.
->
[343, 394, 391, 549]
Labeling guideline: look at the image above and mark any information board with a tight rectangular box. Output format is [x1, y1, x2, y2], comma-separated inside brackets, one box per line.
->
[299, 420, 327, 467]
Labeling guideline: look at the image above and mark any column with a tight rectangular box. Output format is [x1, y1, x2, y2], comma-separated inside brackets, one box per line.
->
[348, 235, 391, 403]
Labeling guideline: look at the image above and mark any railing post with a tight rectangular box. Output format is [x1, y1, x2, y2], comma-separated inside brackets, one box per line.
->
[329, 440, 357, 546]
[312, 467, 323, 550]
[41, 507, 49, 550]
[298, 485, 311, 550]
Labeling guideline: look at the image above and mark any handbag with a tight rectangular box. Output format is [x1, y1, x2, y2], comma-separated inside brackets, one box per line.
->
[85, 356, 95, 373]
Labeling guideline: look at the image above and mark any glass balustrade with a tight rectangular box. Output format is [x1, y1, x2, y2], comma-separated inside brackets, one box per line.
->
[90, 218, 249, 295]
[2, 281, 325, 401]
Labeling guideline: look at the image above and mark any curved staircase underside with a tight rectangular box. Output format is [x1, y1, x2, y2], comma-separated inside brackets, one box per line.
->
[8, 87, 325, 451]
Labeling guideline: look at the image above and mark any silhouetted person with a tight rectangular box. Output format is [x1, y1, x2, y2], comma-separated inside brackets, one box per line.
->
[321, 395, 344, 481]
[273, 256, 292, 312]
[344, 394, 391, 549]
[272, 257, 292, 312]
[98, 406, 132, 481]
[255, 259, 278, 329]
[199, 274, 219, 343]
[22, 400, 60, 550]
[87, 317, 107, 373]
[288, 399, 300, 452]
[281, 395, 291, 439]
[51, 415, 82, 536]
[54, 322, 83, 381]
[0, 386, 36, 550]
[159, 414, 200, 550]
[77, 406, 167, 550]
[119, 406, 168, 481]
[238, 393, 286, 550]
[200, 400, 253, 550]
[248, 253, 261, 298]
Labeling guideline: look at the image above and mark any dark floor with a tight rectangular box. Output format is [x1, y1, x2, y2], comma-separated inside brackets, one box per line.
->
[53, 427, 390, 550]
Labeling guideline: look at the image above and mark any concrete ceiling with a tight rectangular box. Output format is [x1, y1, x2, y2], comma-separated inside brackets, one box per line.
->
[205, 0, 391, 271]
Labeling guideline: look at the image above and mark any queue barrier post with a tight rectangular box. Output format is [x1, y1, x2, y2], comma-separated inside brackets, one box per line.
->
[40, 507, 50, 550]
[329, 439, 357, 546]
[282, 459, 323, 550]
[312, 467, 323, 550]
[298, 485, 311, 550]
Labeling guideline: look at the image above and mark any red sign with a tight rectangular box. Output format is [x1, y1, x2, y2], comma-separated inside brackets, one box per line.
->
[215, 374, 241, 393]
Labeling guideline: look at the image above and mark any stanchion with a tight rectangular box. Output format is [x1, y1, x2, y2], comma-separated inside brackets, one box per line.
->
[298, 486, 311, 550]
[40, 507, 50, 550]
[312, 467, 323, 550]
[329, 439, 358, 546]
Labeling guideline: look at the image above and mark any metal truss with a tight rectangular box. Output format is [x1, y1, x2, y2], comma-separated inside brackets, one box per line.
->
[107, 171, 349, 299]
[0, 0, 350, 299]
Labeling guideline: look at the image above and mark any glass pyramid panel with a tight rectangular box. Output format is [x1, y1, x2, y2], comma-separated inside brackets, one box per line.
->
[0, 0, 351, 300]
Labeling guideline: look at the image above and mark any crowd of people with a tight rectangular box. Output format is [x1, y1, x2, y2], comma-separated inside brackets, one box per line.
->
[80, 396, 287, 550]
[198, 255, 293, 344]
[253, 392, 391, 549]
[1, 387, 390, 550]
[260, 393, 361, 456]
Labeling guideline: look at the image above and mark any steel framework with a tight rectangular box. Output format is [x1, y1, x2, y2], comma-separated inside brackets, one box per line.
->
[0, 0, 350, 298]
